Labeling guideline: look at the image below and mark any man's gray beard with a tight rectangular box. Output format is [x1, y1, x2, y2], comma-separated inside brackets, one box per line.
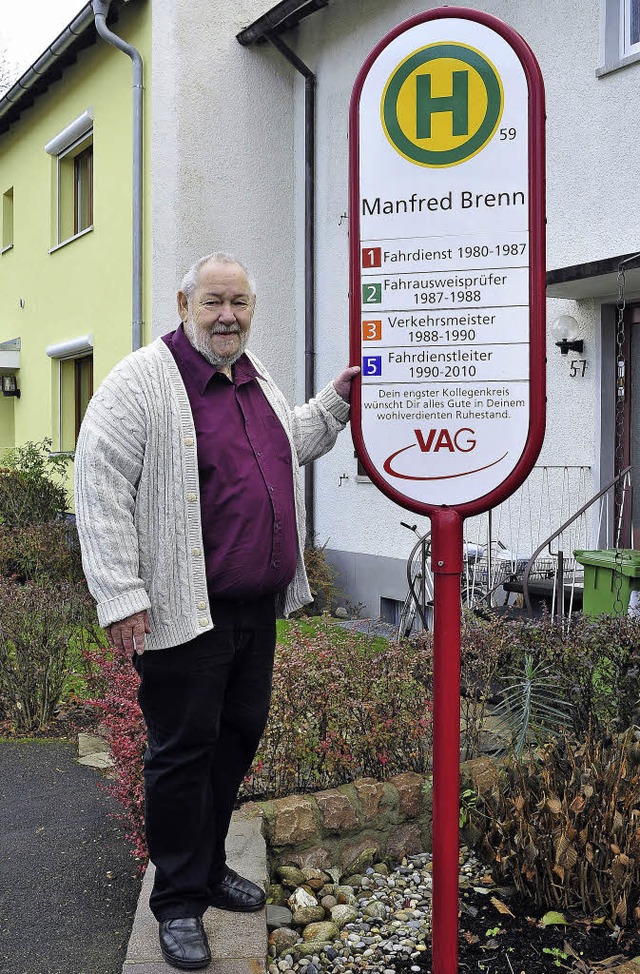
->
[184, 314, 249, 368]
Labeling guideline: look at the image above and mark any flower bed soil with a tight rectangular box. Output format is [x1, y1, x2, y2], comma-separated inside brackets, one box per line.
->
[403, 884, 640, 974]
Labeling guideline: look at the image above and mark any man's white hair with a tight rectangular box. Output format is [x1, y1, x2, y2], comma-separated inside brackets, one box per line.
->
[179, 252, 256, 303]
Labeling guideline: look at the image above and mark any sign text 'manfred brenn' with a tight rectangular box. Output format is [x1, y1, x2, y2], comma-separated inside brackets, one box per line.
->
[362, 189, 525, 214]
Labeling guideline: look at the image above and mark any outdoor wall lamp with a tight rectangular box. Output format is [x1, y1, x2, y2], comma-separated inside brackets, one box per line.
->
[551, 315, 584, 355]
[1, 374, 20, 398]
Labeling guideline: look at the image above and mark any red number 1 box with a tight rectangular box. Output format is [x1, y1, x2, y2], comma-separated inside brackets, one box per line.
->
[362, 247, 382, 268]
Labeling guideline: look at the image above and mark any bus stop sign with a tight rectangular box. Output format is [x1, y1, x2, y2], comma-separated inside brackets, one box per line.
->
[349, 10, 545, 974]
[349, 6, 545, 518]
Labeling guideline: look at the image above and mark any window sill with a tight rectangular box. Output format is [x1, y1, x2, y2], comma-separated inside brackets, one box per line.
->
[596, 50, 640, 76]
[0, 243, 13, 255]
[49, 451, 75, 459]
[355, 475, 372, 484]
[48, 225, 94, 254]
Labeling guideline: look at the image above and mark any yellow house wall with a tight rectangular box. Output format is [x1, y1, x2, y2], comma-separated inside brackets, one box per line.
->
[0, 0, 151, 494]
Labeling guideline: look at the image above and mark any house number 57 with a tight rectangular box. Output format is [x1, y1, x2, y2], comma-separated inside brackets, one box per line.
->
[569, 360, 587, 377]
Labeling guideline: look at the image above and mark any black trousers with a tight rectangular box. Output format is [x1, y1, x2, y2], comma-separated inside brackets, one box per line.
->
[133, 594, 276, 921]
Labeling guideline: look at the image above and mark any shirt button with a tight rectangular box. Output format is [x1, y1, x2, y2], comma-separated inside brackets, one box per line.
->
[269, 486, 274, 492]
[184, 436, 194, 446]
[199, 617, 208, 627]
[192, 547, 201, 557]
[187, 493, 197, 502]
[197, 600, 207, 610]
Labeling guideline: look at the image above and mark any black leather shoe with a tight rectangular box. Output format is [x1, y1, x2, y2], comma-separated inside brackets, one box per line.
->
[159, 917, 211, 970]
[209, 866, 266, 912]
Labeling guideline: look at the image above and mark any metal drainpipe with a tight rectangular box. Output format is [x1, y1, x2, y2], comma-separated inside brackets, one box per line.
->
[265, 32, 317, 544]
[92, 0, 144, 351]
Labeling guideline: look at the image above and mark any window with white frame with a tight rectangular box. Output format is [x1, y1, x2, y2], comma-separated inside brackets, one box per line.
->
[599, 0, 640, 73]
[2, 187, 14, 253]
[45, 111, 94, 249]
[622, 0, 640, 56]
[46, 336, 94, 452]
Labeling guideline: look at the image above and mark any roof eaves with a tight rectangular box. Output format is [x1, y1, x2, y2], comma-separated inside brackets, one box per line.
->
[547, 251, 640, 300]
[0, 0, 129, 137]
[236, 0, 331, 46]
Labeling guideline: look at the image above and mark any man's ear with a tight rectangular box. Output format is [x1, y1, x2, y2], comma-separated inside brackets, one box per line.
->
[177, 290, 189, 321]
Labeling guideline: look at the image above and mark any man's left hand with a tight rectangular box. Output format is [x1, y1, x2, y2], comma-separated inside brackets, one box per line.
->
[333, 366, 361, 403]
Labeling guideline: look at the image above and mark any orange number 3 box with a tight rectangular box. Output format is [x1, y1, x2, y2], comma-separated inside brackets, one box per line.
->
[362, 319, 382, 341]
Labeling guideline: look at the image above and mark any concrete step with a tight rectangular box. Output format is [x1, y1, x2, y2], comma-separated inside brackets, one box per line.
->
[122, 806, 267, 973]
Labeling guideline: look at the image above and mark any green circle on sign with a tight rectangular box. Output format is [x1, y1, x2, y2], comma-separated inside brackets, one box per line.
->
[382, 43, 504, 167]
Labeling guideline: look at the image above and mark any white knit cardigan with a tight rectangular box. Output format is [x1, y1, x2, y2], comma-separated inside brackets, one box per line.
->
[74, 337, 350, 650]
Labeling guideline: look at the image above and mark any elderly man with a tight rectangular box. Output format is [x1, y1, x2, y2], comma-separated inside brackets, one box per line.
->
[75, 253, 359, 970]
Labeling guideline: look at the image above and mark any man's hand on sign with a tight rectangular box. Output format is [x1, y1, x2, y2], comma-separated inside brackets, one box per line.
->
[106, 610, 151, 657]
[333, 366, 361, 403]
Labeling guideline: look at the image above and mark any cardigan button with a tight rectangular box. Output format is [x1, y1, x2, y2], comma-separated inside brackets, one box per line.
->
[187, 493, 197, 502]
[192, 547, 201, 557]
[197, 601, 207, 610]
[199, 617, 208, 627]
[184, 436, 194, 446]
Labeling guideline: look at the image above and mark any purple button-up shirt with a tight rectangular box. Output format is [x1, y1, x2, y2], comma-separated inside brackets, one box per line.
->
[162, 326, 298, 599]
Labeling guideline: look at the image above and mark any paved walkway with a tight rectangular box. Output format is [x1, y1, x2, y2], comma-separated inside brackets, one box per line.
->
[122, 806, 268, 973]
[0, 739, 141, 974]
[0, 734, 269, 974]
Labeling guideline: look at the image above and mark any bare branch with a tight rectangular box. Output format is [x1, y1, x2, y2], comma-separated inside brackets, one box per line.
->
[0, 47, 20, 98]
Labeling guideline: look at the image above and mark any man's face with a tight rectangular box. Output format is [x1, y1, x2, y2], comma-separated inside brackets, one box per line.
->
[177, 260, 255, 368]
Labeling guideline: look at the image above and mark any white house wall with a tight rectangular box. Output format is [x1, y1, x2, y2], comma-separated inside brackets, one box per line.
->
[151, 0, 300, 400]
[151, 0, 639, 617]
[290, 0, 639, 615]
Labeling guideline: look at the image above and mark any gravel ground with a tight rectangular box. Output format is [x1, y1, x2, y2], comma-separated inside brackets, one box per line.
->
[268, 851, 464, 972]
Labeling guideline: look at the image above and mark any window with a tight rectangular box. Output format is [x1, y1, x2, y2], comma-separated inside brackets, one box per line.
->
[44, 110, 94, 249]
[599, 0, 640, 73]
[74, 355, 93, 441]
[622, 0, 640, 55]
[1, 188, 13, 253]
[57, 135, 93, 244]
[46, 336, 94, 452]
[57, 355, 93, 452]
[73, 146, 93, 236]
[354, 449, 370, 479]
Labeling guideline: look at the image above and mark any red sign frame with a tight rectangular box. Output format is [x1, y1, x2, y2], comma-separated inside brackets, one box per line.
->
[349, 6, 546, 518]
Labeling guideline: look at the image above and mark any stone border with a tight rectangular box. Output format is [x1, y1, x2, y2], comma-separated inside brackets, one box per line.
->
[244, 759, 499, 878]
[244, 772, 432, 876]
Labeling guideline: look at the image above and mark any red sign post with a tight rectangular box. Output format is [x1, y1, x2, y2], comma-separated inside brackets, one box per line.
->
[349, 9, 545, 973]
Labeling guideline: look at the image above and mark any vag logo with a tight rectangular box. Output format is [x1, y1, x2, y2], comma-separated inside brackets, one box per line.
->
[381, 42, 503, 167]
[414, 428, 476, 453]
[383, 428, 508, 481]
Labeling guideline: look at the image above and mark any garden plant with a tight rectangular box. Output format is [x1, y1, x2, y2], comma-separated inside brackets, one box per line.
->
[451, 610, 640, 969]
[0, 440, 101, 734]
[11, 439, 639, 965]
[86, 616, 434, 864]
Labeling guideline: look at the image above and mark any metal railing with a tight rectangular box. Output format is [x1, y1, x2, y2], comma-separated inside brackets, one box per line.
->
[461, 466, 591, 600]
[458, 465, 633, 625]
[521, 465, 632, 623]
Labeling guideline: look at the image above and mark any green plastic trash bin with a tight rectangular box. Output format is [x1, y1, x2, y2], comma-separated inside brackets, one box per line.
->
[574, 549, 640, 616]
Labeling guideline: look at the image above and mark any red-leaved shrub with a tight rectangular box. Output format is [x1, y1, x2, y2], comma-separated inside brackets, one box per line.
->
[86, 645, 147, 866]
[87, 621, 434, 861]
[242, 620, 434, 800]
